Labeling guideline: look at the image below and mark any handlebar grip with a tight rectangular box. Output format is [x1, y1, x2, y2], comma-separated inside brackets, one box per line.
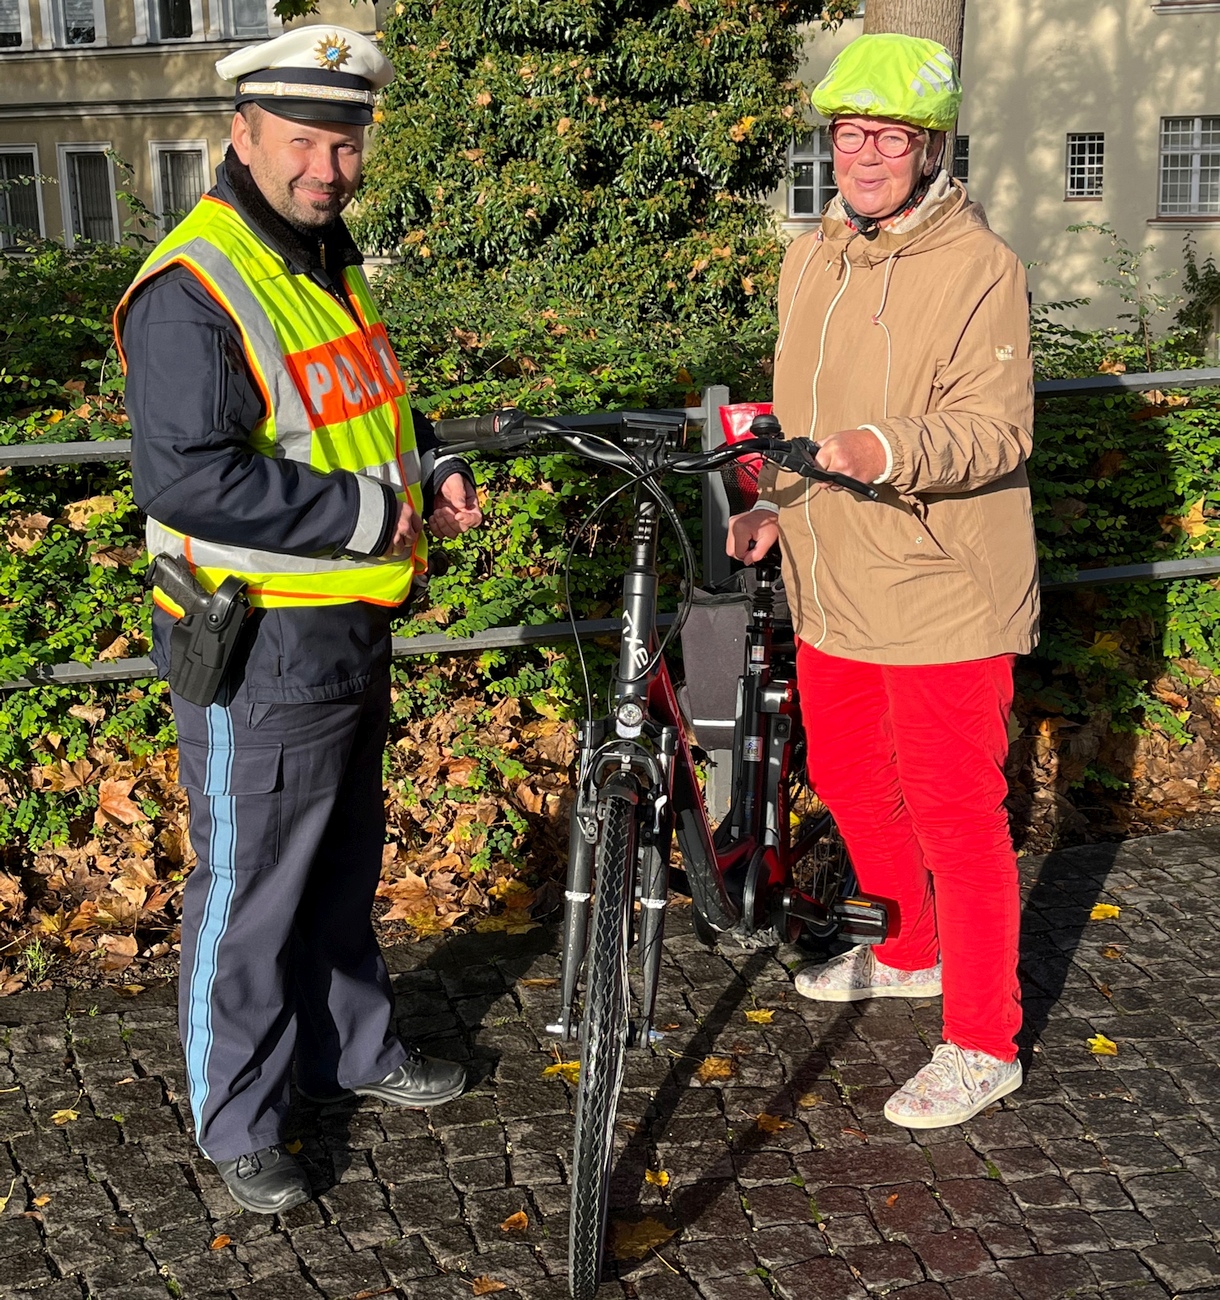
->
[824, 470, 880, 501]
[432, 413, 507, 443]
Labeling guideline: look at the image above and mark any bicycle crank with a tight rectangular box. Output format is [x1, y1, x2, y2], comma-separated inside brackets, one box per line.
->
[778, 888, 889, 944]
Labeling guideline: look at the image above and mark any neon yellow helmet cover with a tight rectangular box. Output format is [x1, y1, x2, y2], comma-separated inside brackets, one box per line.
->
[812, 33, 962, 132]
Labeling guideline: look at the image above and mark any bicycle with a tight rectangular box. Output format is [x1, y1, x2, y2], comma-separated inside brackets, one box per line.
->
[432, 407, 891, 1300]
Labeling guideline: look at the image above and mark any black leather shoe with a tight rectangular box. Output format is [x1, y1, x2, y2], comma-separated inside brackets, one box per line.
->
[299, 1050, 467, 1108]
[214, 1144, 311, 1215]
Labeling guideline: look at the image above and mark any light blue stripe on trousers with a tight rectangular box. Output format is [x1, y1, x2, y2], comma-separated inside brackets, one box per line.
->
[185, 703, 237, 1138]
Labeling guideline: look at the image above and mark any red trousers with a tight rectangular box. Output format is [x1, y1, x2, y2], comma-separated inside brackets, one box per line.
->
[796, 644, 1022, 1061]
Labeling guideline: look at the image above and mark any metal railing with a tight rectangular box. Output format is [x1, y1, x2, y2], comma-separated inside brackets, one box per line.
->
[3, 371, 1220, 692]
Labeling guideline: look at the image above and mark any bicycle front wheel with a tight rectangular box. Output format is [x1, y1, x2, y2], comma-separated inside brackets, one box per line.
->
[569, 784, 638, 1300]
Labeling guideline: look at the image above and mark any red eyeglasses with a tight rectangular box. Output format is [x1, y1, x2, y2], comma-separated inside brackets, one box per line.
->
[830, 122, 928, 159]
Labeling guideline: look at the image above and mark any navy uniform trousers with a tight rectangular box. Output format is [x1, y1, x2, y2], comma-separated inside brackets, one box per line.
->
[173, 674, 407, 1161]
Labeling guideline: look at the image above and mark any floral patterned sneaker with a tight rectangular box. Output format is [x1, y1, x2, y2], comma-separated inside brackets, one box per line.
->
[793, 944, 942, 1002]
[884, 1043, 1022, 1129]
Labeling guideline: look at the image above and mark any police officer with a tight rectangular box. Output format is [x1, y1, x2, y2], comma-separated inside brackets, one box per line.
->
[115, 26, 483, 1214]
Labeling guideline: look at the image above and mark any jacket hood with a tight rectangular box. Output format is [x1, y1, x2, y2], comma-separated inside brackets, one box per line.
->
[820, 173, 990, 265]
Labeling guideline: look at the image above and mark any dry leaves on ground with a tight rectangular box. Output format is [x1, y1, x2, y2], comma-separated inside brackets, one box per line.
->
[694, 1055, 735, 1084]
[755, 1113, 791, 1134]
[499, 1211, 528, 1233]
[1088, 1033, 1119, 1056]
[744, 1008, 774, 1024]
[609, 1216, 675, 1261]
[541, 1060, 580, 1083]
[470, 1278, 507, 1296]
[1090, 903, 1122, 921]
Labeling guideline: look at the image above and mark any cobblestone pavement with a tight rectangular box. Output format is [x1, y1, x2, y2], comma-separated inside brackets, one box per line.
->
[3, 828, 1220, 1300]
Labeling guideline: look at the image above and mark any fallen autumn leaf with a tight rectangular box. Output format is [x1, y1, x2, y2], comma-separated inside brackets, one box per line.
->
[756, 1112, 792, 1134]
[609, 1215, 676, 1261]
[694, 1055, 735, 1084]
[542, 1060, 580, 1083]
[470, 1277, 507, 1296]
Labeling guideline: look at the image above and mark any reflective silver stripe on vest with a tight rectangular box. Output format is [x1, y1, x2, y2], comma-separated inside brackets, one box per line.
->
[360, 448, 422, 494]
[147, 517, 403, 576]
[348, 474, 388, 556]
[159, 240, 316, 464]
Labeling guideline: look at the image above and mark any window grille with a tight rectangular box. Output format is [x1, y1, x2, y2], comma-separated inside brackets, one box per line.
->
[156, 147, 206, 230]
[789, 128, 835, 219]
[0, 0, 21, 48]
[0, 152, 39, 247]
[952, 135, 970, 183]
[65, 151, 115, 243]
[1159, 116, 1220, 216]
[1066, 133, 1104, 198]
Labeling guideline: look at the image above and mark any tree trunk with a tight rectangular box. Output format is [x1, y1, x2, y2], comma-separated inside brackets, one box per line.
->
[863, 0, 965, 70]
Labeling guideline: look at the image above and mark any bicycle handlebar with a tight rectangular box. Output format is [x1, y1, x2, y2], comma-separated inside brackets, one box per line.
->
[432, 409, 880, 501]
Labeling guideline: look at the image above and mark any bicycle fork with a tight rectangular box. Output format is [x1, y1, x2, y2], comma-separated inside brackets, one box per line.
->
[554, 726, 678, 1046]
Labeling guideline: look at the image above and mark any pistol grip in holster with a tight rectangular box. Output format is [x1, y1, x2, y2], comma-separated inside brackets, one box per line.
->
[150, 560, 250, 707]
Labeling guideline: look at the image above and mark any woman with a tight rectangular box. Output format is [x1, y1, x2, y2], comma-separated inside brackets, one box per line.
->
[727, 33, 1037, 1128]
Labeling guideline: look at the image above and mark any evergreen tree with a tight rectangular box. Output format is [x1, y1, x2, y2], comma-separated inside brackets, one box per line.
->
[353, 0, 856, 323]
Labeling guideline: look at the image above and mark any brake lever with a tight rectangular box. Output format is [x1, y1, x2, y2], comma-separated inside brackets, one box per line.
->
[770, 437, 879, 501]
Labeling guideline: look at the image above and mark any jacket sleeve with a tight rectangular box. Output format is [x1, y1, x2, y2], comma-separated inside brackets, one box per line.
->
[412, 409, 474, 515]
[873, 255, 1034, 497]
[122, 267, 398, 558]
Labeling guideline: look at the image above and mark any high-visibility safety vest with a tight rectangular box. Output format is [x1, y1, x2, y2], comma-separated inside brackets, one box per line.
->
[113, 194, 425, 610]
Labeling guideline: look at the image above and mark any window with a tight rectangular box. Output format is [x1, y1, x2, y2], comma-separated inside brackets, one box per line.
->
[156, 0, 193, 39]
[1160, 116, 1220, 216]
[0, 151, 41, 248]
[952, 135, 970, 183]
[0, 0, 24, 48]
[1066, 133, 1105, 198]
[227, 0, 267, 37]
[152, 143, 207, 231]
[60, 148, 117, 244]
[789, 127, 836, 219]
[62, 0, 95, 43]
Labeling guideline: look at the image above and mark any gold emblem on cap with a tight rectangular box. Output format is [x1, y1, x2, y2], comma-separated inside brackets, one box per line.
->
[314, 33, 352, 71]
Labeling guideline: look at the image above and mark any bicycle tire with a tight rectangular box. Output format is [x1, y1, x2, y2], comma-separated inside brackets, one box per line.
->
[569, 786, 638, 1300]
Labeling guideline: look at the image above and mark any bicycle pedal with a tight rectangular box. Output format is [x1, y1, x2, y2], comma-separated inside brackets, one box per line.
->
[832, 895, 889, 944]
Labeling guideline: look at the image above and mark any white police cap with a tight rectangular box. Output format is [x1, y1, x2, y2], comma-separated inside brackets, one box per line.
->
[215, 25, 393, 126]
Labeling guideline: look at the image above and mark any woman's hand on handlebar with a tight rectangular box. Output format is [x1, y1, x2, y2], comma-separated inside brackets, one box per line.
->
[815, 428, 888, 488]
[726, 508, 780, 565]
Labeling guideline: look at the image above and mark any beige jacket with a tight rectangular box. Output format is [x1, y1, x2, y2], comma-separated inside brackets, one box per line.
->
[756, 174, 1039, 666]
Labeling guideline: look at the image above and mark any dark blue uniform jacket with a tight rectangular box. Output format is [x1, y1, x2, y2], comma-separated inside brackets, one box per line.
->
[121, 153, 467, 702]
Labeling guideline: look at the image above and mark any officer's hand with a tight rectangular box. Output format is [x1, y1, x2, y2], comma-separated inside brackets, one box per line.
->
[385, 500, 423, 558]
[429, 475, 483, 539]
[814, 428, 887, 488]
[726, 508, 780, 565]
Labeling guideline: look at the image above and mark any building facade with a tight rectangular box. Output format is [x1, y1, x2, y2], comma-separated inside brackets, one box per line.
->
[5, 0, 1220, 335]
[0, 0, 382, 247]
[783, 1, 1220, 330]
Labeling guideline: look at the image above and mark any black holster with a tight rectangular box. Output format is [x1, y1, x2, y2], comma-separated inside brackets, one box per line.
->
[148, 556, 250, 707]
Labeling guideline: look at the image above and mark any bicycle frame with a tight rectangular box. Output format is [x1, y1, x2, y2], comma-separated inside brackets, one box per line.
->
[553, 480, 866, 1048]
